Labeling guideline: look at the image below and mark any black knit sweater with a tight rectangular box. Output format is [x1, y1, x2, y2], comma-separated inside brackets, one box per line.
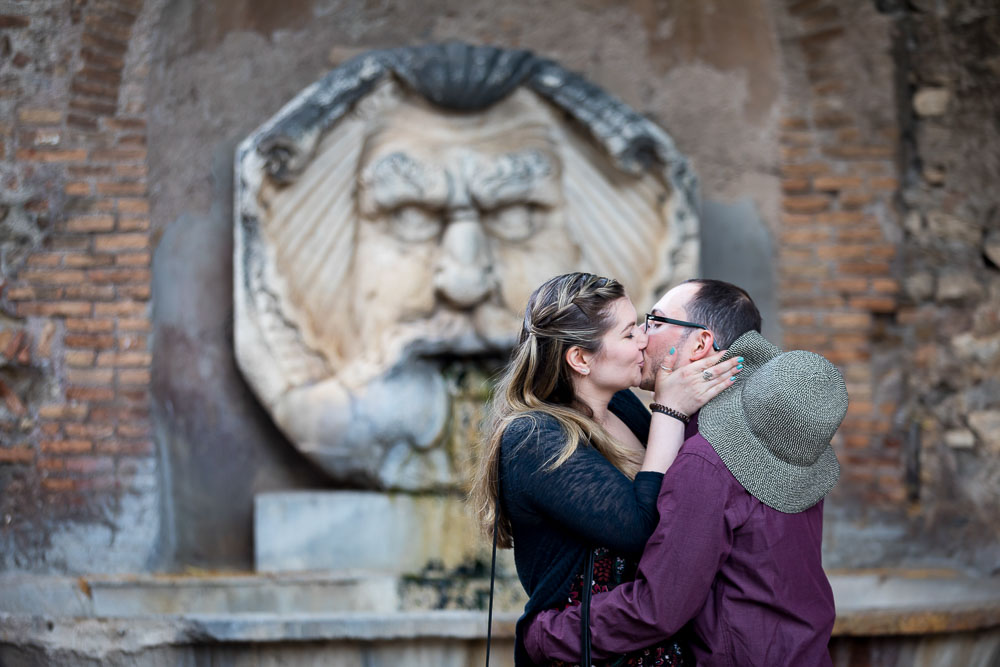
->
[499, 390, 663, 665]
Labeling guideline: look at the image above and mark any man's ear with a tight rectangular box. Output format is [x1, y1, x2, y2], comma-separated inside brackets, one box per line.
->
[688, 330, 716, 362]
[564, 345, 592, 376]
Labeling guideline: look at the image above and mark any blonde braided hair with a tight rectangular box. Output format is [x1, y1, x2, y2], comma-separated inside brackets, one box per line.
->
[469, 272, 643, 548]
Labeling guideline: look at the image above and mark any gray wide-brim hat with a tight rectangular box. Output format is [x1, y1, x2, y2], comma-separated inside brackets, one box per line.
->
[699, 331, 848, 513]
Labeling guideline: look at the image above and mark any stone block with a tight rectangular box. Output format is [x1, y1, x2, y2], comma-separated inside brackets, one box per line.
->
[968, 411, 1000, 455]
[913, 87, 950, 116]
[944, 429, 975, 449]
[255, 491, 507, 576]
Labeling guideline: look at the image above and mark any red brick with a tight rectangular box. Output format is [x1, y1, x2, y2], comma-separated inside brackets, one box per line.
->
[65, 350, 96, 367]
[816, 245, 870, 260]
[825, 348, 871, 364]
[781, 229, 829, 244]
[70, 97, 117, 116]
[42, 478, 77, 492]
[103, 117, 146, 131]
[780, 264, 829, 280]
[814, 211, 869, 226]
[67, 113, 100, 132]
[80, 47, 124, 72]
[120, 285, 151, 299]
[115, 251, 150, 266]
[0, 446, 34, 463]
[66, 368, 114, 385]
[66, 386, 115, 402]
[96, 181, 146, 196]
[65, 182, 92, 196]
[18, 302, 92, 317]
[19, 269, 87, 285]
[118, 318, 151, 332]
[64, 423, 115, 439]
[781, 177, 811, 194]
[813, 175, 863, 191]
[88, 268, 150, 284]
[783, 195, 830, 214]
[65, 318, 115, 333]
[118, 369, 150, 385]
[871, 278, 899, 294]
[38, 404, 89, 420]
[64, 334, 116, 350]
[838, 261, 891, 276]
[822, 145, 894, 160]
[780, 311, 818, 327]
[26, 253, 62, 267]
[66, 215, 115, 232]
[822, 278, 868, 293]
[837, 227, 884, 242]
[839, 191, 874, 209]
[78, 66, 123, 87]
[70, 79, 118, 101]
[63, 284, 116, 300]
[17, 108, 61, 124]
[97, 351, 150, 366]
[95, 301, 147, 317]
[871, 177, 899, 190]
[116, 198, 149, 214]
[64, 253, 115, 269]
[814, 112, 852, 128]
[783, 333, 830, 349]
[41, 439, 92, 454]
[825, 313, 872, 330]
[781, 117, 809, 130]
[848, 296, 897, 312]
[781, 162, 829, 178]
[117, 217, 150, 232]
[90, 148, 145, 162]
[94, 233, 148, 252]
[16, 149, 88, 163]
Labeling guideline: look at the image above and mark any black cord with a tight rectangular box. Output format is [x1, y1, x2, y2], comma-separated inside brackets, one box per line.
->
[485, 510, 499, 667]
[581, 548, 594, 667]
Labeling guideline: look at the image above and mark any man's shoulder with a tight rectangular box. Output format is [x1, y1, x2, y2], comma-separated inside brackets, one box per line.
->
[678, 431, 725, 466]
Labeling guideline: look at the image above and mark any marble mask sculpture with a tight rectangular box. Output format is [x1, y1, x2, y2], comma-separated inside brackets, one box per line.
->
[235, 43, 699, 490]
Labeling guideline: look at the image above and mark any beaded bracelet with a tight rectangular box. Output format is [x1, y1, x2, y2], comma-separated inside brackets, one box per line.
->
[649, 403, 690, 425]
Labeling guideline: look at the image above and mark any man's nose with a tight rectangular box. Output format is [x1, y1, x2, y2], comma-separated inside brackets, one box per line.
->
[434, 210, 494, 309]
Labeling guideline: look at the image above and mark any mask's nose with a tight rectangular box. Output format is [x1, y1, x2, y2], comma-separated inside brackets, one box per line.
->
[434, 209, 494, 309]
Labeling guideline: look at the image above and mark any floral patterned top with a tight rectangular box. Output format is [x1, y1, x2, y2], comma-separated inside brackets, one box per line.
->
[545, 547, 687, 666]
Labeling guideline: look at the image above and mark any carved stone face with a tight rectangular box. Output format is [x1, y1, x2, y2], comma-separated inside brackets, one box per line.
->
[235, 48, 699, 490]
[347, 93, 579, 370]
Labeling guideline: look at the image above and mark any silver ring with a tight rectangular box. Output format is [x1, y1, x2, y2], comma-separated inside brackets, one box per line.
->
[659, 364, 673, 374]
[702, 369, 714, 381]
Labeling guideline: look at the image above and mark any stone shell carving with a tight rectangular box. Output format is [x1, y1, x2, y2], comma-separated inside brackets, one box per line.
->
[235, 43, 700, 490]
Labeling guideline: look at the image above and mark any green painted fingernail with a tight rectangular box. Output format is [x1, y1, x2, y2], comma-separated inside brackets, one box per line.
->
[730, 376, 737, 381]
[737, 357, 744, 362]
[669, 347, 675, 354]
[737, 364, 743, 369]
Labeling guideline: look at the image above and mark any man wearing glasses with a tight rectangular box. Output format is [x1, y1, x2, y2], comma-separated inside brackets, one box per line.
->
[525, 278, 842, 667]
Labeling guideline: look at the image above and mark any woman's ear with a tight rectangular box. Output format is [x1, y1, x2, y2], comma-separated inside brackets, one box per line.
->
[565, 345, 592, 376]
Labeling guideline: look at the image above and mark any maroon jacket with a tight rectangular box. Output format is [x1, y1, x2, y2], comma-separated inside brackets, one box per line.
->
[525, 417, 835, 667]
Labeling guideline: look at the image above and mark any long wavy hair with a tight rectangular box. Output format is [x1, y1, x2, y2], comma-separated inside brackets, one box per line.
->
[469, 272, 643, 548]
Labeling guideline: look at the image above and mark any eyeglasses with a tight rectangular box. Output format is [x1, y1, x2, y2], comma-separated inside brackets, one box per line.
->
[644, 313, 721, 351]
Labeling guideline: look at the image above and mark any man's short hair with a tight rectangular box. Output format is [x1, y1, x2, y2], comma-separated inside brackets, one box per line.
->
[682, 279, 762, 348]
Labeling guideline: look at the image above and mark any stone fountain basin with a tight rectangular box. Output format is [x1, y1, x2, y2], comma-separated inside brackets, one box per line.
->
[1, 570, 998, 666]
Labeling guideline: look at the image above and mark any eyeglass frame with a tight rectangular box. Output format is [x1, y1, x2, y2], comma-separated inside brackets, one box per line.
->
[643, 313, 721, 351]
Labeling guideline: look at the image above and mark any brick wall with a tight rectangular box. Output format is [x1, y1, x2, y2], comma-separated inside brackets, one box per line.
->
[774, 0, 906, 505]
[0, 0, 155, 564]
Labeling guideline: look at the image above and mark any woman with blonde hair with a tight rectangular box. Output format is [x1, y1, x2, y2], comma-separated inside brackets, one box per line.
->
[470, 272, 741, 666]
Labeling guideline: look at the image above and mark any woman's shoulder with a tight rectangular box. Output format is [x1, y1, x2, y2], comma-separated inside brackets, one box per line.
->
[501, 411, 565, 444]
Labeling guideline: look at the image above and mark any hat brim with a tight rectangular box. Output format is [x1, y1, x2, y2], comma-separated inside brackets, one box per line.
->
[699, 334, 841, 513]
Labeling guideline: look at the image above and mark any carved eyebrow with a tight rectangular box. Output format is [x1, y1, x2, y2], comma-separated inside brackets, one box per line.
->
[469, 150, 558, 209]
[361, 152, 447, 211]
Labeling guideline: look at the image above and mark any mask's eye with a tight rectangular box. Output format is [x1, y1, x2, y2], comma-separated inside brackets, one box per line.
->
[482, 204, 543, 242]
[388, 205, 442, 242]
